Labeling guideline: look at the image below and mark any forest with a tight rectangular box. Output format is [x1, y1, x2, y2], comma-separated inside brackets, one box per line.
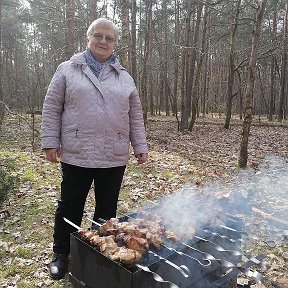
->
[0, 0, 288, 166]
[0, 0, 288, 288]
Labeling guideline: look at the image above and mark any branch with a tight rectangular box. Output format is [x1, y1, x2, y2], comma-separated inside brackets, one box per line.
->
[0, 101, 40, 136]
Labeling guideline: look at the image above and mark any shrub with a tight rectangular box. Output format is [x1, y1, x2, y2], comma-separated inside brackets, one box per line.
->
[0, 166, 19, 205]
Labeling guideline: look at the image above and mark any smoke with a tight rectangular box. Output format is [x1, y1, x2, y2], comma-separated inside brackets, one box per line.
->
[141, 155, 288, 238]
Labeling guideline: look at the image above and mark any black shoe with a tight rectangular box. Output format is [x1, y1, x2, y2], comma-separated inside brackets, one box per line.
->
[49, 253, 68, 280]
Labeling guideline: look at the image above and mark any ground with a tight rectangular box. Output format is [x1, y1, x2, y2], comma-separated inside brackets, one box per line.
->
[0, 114, 287, 288]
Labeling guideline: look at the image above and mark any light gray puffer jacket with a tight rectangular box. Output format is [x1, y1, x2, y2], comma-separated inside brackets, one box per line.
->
[41, 52, 148, 168]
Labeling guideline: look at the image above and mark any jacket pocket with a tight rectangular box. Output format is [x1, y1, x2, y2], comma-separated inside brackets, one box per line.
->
[113, 131, 129, 156]
[61, 128, 82, 153]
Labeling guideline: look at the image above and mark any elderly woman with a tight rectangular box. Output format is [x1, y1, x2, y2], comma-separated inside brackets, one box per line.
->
[41, 18, 148, 279]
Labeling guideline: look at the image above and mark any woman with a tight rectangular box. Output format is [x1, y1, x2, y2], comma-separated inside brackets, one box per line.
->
[41, 18, 148, 280]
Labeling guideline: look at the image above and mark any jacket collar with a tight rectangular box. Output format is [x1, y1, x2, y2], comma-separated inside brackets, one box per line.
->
[70, 52, 125, 74]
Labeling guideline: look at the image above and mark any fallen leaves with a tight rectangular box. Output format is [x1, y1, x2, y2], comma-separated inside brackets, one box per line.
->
[1, 115, 288, 287]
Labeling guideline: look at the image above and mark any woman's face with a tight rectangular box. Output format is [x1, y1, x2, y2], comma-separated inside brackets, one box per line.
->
[87, 26, 116, 62]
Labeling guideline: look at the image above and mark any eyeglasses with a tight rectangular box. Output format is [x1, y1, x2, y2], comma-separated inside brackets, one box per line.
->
[91, 33, 115, 44]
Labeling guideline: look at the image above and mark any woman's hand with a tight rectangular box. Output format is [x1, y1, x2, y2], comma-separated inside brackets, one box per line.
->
[44, 148, 61, 163]
[135, 153, 148, 164]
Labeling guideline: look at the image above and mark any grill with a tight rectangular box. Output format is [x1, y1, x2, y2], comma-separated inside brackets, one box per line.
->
[68, 210, 264, 288]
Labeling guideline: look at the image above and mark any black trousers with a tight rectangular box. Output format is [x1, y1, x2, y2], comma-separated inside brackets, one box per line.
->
[53, 162, 126, 254]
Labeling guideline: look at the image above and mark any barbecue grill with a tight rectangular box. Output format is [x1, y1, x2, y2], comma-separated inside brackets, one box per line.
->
[68, 210, 264, 288]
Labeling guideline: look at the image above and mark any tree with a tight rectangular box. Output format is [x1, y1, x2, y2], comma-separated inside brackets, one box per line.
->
[130, 0, 137, 82]
[239, 0, 268, 168]
[278, 0, 288, 121]
[268, 0, 278, 121]
[0, 0, 3, 129]
[65, 0, 75, 58]
[118, 0, 129, 68]
[189, 1, 208, 131]
[224, 0, 241, 129]
[140, 0, 153, 128]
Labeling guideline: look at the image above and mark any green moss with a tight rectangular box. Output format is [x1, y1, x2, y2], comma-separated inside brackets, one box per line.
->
[16, 280, 37, 288]
[15, 247, 34, 259]
[21, 167, 38, 182]
[162, 170, 175, 178]
[4, 261, 19, 276]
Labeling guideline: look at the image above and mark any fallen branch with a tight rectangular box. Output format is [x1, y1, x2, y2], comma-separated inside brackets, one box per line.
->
[252, 207, 288, 229]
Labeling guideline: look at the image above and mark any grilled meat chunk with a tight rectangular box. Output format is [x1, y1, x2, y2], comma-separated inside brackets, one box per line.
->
[115, 233, 149, 254]
[109, 247, 142, 265]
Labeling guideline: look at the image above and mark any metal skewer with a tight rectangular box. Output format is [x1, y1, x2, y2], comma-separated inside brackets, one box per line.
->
[194, 235, 242, 256]
[135, 264, 180, 288]
[180, 242, 263, 283]
[64, 217, 82, 230]
[161, 243, 211, 267]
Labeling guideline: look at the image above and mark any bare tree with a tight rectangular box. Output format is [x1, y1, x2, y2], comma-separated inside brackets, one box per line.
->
[181, 1, 203, 131]
[278, 0, 288, 121]
[90, 0, 98, 22]
[180, 0, 192, 131]
[224, 0, 241, 129]
[268, 0, 278, 121]
[65, 0, 75, 58]
[239, 0, 268, 168]
[130, 0, 137, 82]
[0, 0, 3, 129]
[140, 0, 153, 128]
[119, 0, 129, 68]
[189, 1, 208, 131]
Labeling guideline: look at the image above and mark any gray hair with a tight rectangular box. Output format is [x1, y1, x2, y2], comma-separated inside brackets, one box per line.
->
[87, 18, 119, 43]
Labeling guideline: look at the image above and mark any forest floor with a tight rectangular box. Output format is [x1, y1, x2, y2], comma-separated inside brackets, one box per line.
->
[0, 114, 287, 288]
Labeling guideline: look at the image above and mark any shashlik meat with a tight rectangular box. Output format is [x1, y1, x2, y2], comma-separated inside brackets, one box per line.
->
[78, 215, 196, 264]
[164, 229, 179, 242]
[78, 230, 143, 264]
[115, 233, 149, 254]
[78, 229, 99, 240]
[109, 247, 142, 264]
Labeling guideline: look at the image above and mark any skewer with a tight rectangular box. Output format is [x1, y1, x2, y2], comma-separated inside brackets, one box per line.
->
[181, 242, 263, 283]
[135, 264, 180, 288]
[194, 235, 242, 256]
[64, 217, 180, 288]
[161, 243, 211, 267]
[147, 250, 190, 278]
[64, 217, 82, 230]
[121, 213, 263, 282]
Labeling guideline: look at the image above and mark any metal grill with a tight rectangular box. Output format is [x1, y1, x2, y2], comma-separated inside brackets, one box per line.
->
[68, 211, 264, 288]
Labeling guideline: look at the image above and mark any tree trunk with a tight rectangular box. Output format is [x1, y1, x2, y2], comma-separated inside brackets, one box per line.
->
[268, 0, 278, 121]
[182, 1, 202, 130]
[224, 0, 241, 129]
[90, 0, 98, 22]
[65, 0, 75, 58]
[119, 0, 129, 69]
[173, 0, 180, 119]
[130, 0, 137, 83]
[201, 10, 210, 117]
[180, 0, 191, 131]
[238, 0, 267, 168]
[0, 0, 3, 129]
[278, 0, 288, 122]
[140, 0, 152, 128]
[189, 2, 208, 131]
[162, 0, 169, 116]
